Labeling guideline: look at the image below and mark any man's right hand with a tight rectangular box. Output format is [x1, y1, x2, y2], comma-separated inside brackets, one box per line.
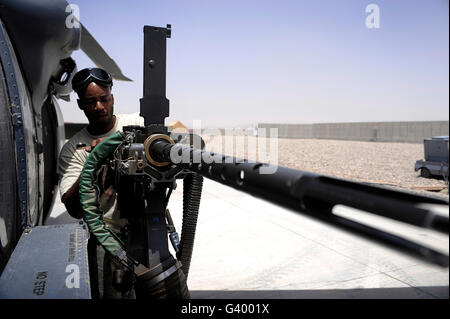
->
[62, 137, 106, 219]
[85, 138, 105, 153]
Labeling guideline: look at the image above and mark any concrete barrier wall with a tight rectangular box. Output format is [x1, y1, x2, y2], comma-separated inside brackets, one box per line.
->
[258, 121, 449, 143]
[65, 122, 449, 143]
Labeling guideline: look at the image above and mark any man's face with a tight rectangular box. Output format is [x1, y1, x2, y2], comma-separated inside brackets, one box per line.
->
[78, 82, 114, 129]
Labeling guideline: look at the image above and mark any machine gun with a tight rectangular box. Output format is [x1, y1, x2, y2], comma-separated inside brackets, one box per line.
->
[79, 25, 449, 299]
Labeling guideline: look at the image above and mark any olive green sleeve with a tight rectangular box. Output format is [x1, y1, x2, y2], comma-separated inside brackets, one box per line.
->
[79, 131, 126, 258]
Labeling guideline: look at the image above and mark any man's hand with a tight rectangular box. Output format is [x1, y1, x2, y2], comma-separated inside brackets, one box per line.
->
[62, 137, 107, 219]
[85, 138, 105, 153]
[100, 164, 115, 201]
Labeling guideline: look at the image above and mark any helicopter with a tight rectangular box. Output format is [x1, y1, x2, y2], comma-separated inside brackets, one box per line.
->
[0, 0, 131, 274]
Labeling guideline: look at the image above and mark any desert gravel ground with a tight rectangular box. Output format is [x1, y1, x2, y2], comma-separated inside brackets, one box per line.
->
[202, 136, 449, 200]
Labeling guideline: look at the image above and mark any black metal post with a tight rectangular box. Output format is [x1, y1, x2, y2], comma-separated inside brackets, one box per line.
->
[139, 24, 171, 126]
[144, 185, 171, 269]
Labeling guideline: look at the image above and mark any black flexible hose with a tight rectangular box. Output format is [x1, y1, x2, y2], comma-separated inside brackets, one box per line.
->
[178, 173, 203, 279]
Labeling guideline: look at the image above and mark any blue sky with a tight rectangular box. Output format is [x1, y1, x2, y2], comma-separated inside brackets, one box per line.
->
[61, 0, 449, 127]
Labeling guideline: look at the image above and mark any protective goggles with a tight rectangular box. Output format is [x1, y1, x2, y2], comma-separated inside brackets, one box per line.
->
[72, 67, 112, 92]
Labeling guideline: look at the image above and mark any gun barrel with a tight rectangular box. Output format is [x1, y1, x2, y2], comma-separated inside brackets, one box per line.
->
[151, 140, 449, 267]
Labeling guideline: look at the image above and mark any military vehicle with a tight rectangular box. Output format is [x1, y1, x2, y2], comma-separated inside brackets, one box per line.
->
[0, 0, 448, 299]
[415, 136, 449, 183]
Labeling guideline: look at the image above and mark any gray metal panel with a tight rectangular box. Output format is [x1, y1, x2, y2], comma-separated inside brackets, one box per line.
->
[424, 139, 449, 163]
[0, 223, 91, 299]
[431, 136, 449, 140]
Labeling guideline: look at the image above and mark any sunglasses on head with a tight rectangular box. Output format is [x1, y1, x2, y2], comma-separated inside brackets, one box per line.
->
[72, 68, 112, 92]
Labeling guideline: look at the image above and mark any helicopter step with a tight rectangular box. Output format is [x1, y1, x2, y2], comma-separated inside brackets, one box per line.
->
[0, 222, 91, 299]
